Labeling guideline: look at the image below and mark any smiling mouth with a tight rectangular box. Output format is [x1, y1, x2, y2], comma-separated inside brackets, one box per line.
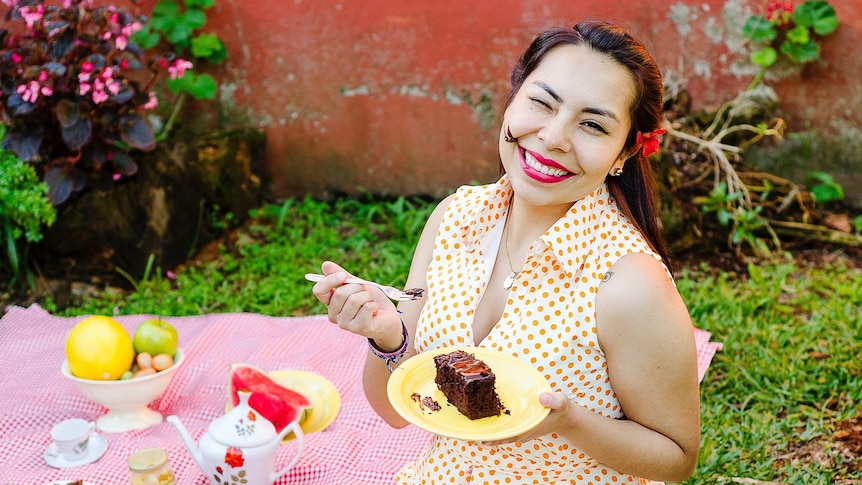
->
[522, 149, 572, 177]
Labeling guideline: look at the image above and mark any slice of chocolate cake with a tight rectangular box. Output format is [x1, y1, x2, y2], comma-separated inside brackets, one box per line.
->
[433, 350, 503, 420]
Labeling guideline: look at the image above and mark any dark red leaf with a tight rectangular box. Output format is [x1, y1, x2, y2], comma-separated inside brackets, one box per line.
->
[45, 166, 74, 205]
[119, 114, 156, 150]
[62, 117, 92, 150]
[111, 150, 138, 176]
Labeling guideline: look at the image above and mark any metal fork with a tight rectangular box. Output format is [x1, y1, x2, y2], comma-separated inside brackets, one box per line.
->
[304, 273, 424, 302]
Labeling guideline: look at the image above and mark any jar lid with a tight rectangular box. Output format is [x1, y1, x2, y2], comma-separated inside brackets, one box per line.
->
[128, 447, 168, 472]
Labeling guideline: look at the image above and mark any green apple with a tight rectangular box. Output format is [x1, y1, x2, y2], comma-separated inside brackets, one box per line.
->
[133, 318, 179, 357]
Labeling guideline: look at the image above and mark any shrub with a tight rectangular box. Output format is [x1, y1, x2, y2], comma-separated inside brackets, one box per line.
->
[0, 125, 55, 286]
[0, 0, 194, 205]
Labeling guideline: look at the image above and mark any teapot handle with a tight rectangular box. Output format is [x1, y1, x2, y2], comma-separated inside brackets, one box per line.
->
[270, 421, 304, 482]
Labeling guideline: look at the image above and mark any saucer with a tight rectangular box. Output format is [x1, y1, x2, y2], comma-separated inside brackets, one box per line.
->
[44, 433, 108, 469]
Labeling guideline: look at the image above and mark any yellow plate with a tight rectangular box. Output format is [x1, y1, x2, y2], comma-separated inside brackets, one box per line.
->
[269, 369, 341, 436]
[227, 369, 341, 441]
[387, 346, 552, 441]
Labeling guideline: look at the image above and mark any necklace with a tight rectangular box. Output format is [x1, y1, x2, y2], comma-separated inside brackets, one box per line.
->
[502, 218, 520, 291]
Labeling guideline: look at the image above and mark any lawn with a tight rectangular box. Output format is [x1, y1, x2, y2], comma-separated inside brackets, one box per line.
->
[45, 195, 862, 484]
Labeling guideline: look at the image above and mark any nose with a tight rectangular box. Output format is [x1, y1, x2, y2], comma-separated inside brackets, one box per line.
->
[537, 119, 572, 152]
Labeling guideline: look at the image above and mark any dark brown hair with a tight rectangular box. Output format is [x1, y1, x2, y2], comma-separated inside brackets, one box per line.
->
[504, 21, 671, 269]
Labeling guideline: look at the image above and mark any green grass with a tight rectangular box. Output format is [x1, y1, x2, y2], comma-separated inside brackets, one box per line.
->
[47, 195, 862, 484]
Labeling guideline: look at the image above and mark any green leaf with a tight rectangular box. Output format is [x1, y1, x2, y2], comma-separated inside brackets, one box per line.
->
[189, 73, 218, 100]
[186, 0, 215, 9]
[811, 183, 843, 203]
[166, 71, 193, 94]
[132, 28, 162, 50]
[166, 22, 193, 44]
[743, 16, 777, 43]
[119, 115, 156, 150]
[181, 8, 207, 29]
[191, 33, 222, 58]
[792, 0, 839, 36]
[780, 39, 819, 63]
[152, 0, 181, 19]
[785, 25, 810, 45]
[750, 47, 777, 67]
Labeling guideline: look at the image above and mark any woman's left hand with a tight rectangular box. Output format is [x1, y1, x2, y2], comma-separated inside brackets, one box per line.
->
[481, 391, 574, 446]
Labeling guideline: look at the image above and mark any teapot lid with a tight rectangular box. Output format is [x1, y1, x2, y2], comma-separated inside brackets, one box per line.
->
[209, 391, 277, 447]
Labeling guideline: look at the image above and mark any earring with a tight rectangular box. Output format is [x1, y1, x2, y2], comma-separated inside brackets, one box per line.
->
[504, 126, 517, 143]
[613, 167, 623, 177]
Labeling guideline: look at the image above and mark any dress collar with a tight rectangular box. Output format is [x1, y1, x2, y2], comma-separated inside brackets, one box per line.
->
[466, 174, 612, 277]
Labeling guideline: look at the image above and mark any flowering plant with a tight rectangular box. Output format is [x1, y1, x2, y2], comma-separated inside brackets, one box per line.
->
[743, 0, 838, 87]
[1, 0, 194, 205]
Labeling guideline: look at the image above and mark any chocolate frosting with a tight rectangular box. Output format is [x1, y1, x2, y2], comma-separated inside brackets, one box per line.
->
[441, 350, 492, 379]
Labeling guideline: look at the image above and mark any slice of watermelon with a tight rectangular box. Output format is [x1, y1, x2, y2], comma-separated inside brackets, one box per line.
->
[228, 363, 311, 433]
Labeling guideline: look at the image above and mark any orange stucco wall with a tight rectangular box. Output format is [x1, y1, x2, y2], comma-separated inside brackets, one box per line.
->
[191, 0, 861, 199]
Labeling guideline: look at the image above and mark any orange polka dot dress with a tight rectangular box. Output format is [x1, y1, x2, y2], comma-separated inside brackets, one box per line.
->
[396, 175, 665, 485]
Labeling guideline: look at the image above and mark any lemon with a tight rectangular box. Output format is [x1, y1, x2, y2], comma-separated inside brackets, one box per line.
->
[66, 315, 135, 380]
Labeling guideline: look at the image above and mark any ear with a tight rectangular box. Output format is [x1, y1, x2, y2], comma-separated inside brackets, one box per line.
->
[609, 145, 638, 175]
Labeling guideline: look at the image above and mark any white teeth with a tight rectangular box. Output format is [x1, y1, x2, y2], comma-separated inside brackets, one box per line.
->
[524, 151, 569, 177]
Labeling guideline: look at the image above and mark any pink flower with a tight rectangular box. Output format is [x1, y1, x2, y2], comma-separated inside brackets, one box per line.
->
[92, 90, 109, 104]
[142, 91, 159, 110]
[11, 52, 21, 63]
[17, 80, 53, 103]
[81, 62, 94, 73]
[122, 22, 144, 37]
[79, 82, 92, 95]
[112, 173, 122, 181]
[637, 129, 666, 157]
[115, 35, 127, 50]
[19, 5, 45, 29]
[167, 59, 194, 80]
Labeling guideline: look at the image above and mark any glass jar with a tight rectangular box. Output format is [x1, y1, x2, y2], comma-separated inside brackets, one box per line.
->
[128, 447, 176, 485]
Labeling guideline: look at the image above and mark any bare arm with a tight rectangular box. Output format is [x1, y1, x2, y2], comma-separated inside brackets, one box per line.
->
[587, 253, 701, 480]
[360, 195, 453, 426]
[485, 253, 700, 481]
[311, 195, 453, 428]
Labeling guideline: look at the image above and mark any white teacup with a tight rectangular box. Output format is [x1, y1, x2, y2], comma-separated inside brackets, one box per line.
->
[51, 418, 95, 461]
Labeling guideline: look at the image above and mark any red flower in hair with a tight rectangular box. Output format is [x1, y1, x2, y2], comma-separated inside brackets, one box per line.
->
[637, 129, 666, 157]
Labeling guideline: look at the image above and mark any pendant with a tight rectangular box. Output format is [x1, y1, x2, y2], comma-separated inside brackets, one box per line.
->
[503, 271, 518, 290]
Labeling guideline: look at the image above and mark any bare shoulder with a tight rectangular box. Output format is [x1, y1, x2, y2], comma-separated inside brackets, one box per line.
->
[595, 252, 695, 373]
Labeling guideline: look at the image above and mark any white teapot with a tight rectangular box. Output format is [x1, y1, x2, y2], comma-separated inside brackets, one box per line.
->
[168, 390, 304, 485]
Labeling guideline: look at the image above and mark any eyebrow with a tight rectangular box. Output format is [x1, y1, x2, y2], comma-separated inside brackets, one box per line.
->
[534, 81, 621, 123]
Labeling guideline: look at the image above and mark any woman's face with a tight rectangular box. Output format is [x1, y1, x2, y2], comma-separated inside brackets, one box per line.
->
[500, 43, 636, 213]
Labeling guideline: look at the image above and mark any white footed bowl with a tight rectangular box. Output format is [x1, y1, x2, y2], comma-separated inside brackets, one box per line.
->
[62, 348, 184, 433]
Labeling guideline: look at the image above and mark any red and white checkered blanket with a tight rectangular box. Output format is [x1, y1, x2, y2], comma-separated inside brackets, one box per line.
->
[0, 304, 721, 484]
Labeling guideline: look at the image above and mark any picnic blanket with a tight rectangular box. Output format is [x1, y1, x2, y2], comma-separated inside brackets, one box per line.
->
[0, 304, 722, 484]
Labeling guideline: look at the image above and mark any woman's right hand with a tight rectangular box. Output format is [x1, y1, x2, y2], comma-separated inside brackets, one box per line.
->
[310, 261, 404, 349]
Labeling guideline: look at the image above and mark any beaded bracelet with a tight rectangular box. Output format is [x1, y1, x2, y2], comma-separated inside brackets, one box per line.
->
[368, 320, 409, 373]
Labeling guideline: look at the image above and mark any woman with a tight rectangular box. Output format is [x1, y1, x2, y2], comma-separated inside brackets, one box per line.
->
[312, 21, 700, 484]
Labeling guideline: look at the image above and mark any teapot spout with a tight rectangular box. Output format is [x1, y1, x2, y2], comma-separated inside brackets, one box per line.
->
[166, 415, 207, 472]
